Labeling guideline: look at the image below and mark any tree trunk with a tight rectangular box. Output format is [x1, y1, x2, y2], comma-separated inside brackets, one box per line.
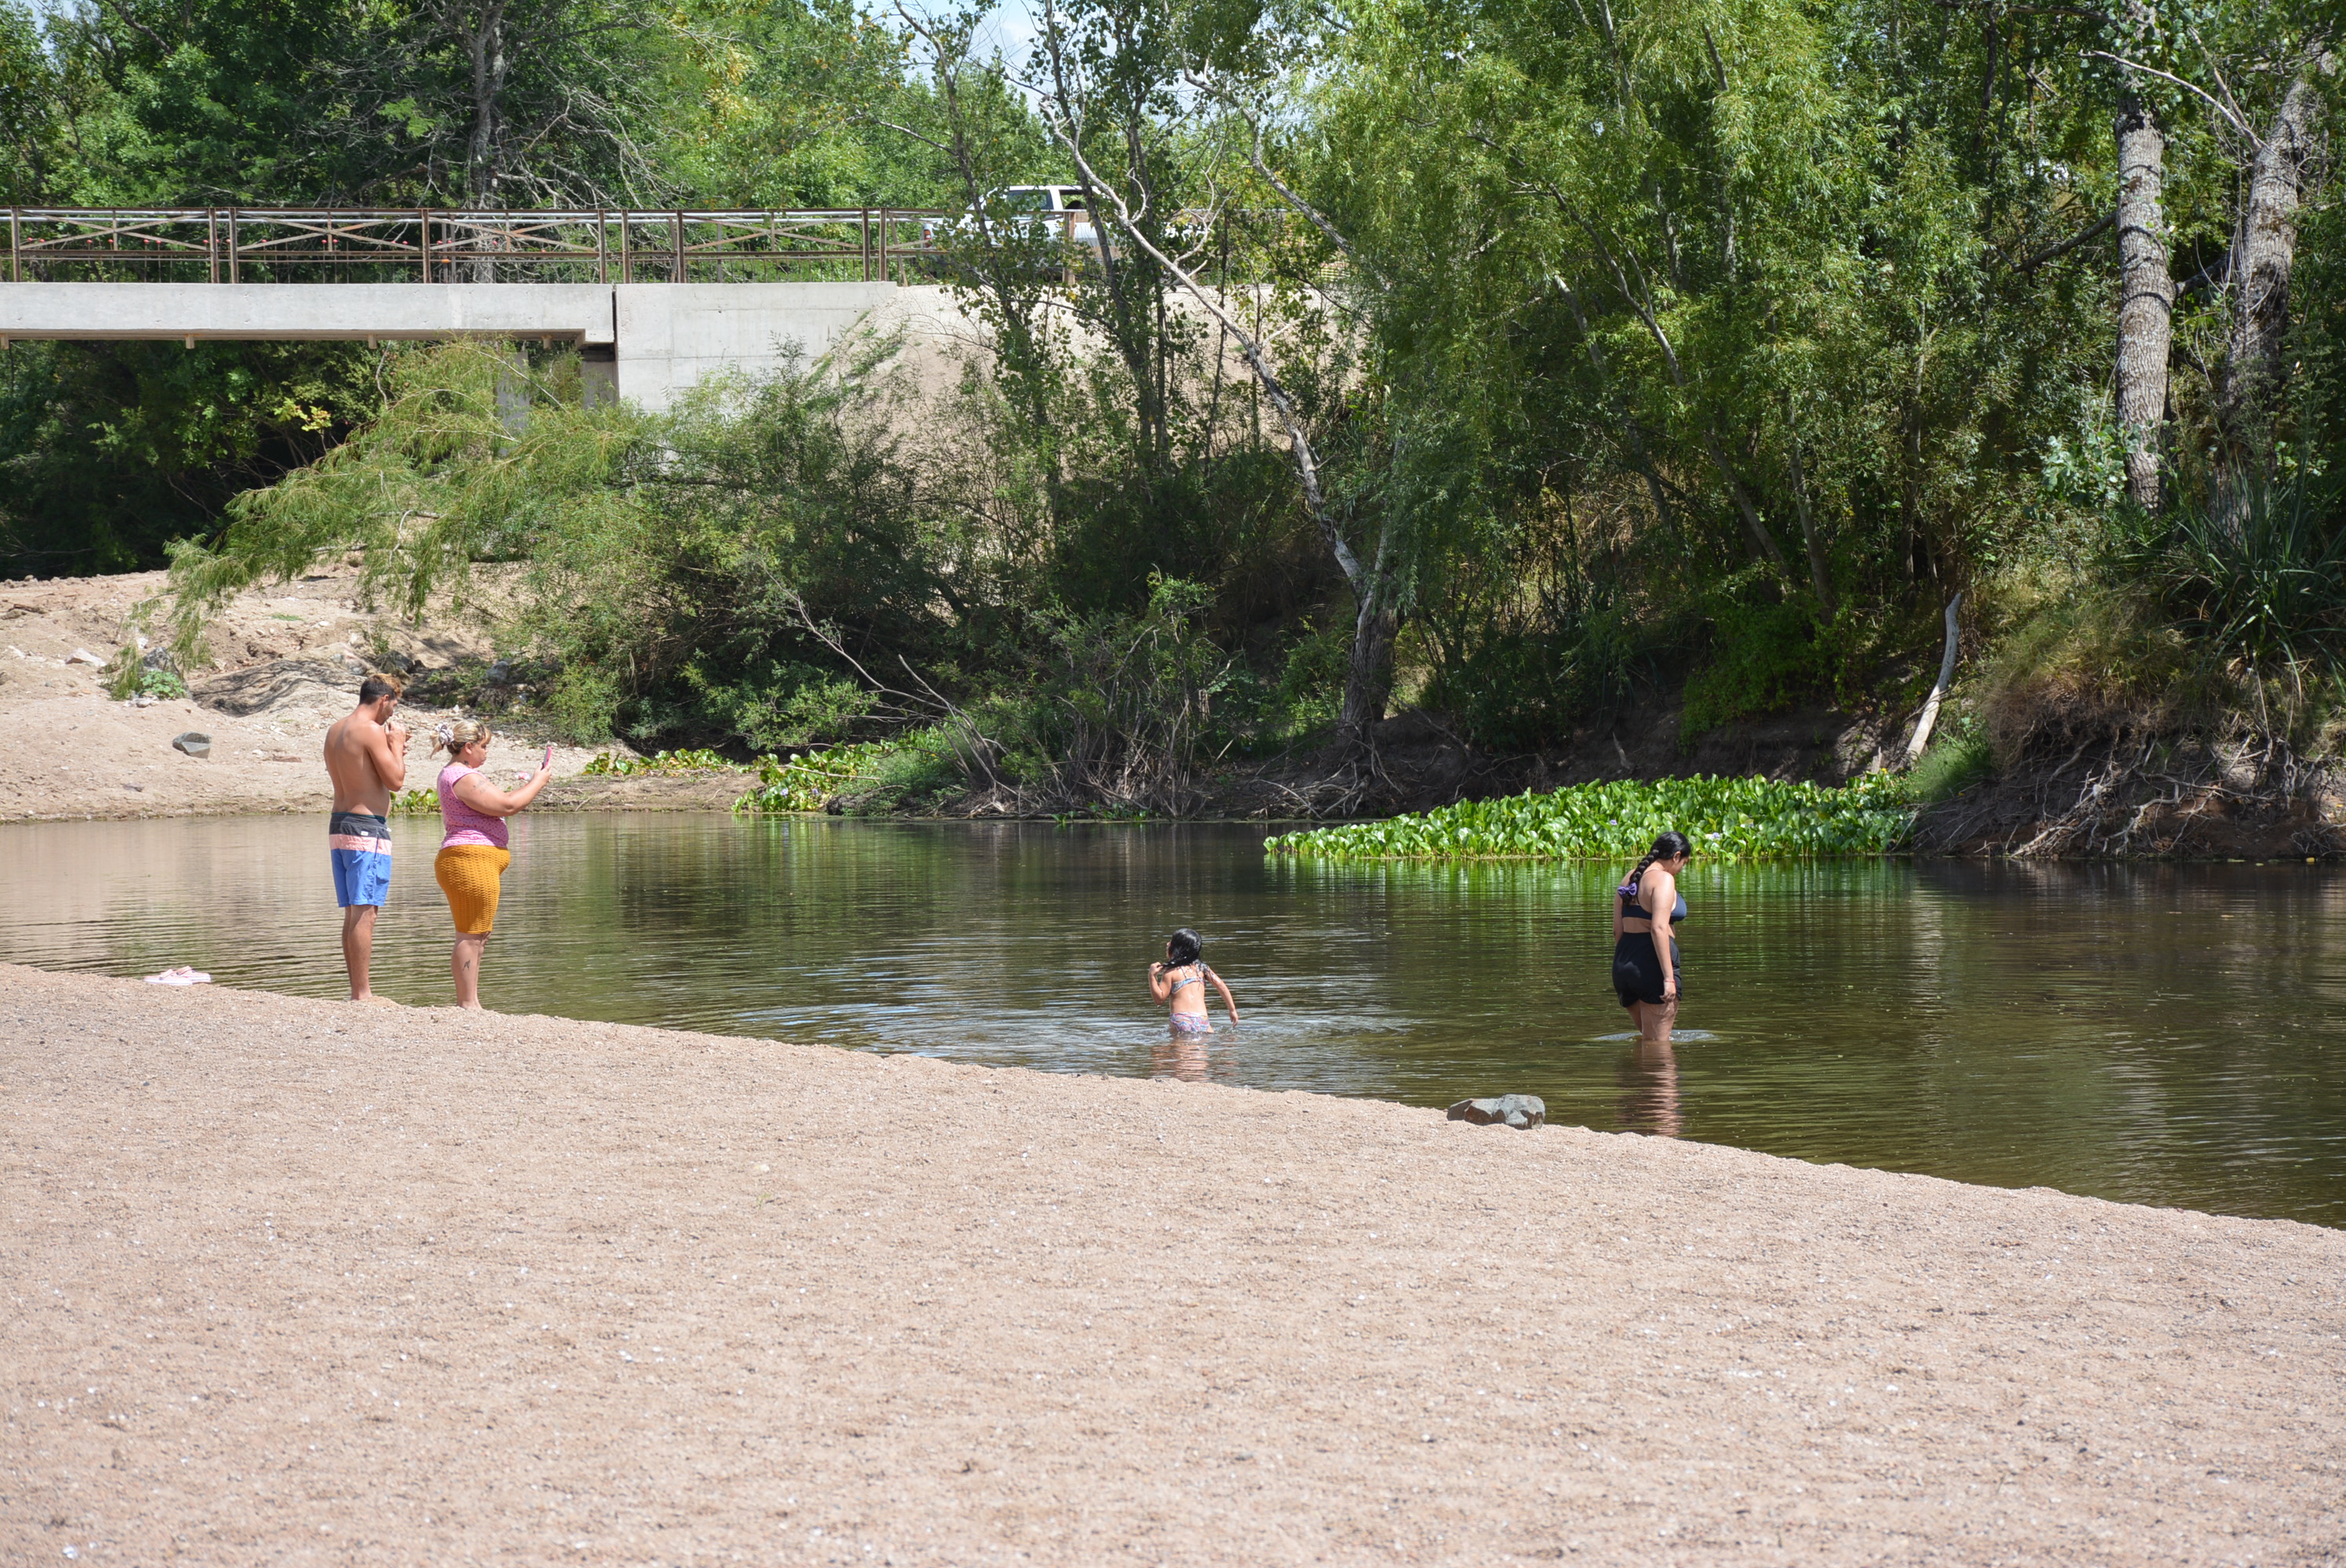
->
[2215, 67, 2323, 519]
[1339, 587, 1399, 746]
[1901, 593, 1963, 768]
[2114, 94, 2174, 514]
[1783, 402, 1836, 614]
[1709, 433, 1796, 583]
[464, 1, 510, 283]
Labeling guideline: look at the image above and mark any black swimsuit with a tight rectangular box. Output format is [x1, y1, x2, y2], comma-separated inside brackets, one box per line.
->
[1611, 878, 1687, 1008]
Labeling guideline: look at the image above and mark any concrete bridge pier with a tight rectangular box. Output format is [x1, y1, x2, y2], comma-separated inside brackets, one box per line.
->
[0, 281, 902, 412]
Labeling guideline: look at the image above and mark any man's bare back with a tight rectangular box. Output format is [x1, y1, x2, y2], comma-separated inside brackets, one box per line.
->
[327, 674, 410, 1002]
[325, 695, 409, 814]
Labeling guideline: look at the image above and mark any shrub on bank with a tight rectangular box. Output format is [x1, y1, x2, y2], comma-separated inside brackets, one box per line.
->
[1262, 774, 1916, 860]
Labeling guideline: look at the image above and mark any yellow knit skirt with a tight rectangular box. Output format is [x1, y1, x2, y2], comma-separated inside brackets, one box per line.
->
[434, 845, 511, 935]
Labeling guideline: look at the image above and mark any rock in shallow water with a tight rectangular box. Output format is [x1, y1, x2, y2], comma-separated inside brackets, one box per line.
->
[1447, 1094, 1545, 1130]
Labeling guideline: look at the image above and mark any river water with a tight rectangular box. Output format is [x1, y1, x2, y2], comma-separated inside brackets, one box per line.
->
[2, 813, 2339, 1225]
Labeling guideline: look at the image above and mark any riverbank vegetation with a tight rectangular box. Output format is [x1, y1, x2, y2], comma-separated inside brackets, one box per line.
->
[1265, 776, 1919, 860]
[5, 0, 2342, 847]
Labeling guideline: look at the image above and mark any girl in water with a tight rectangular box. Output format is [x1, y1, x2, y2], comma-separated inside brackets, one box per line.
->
[1611, 830, 1692, 1045]
[1148, 927, 1240, 1034]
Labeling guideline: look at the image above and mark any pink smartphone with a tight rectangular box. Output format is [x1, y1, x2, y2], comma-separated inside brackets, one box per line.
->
[542, 744, 553, 771]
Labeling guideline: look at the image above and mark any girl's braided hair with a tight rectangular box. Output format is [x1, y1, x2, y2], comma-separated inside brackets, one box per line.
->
[1622, 830, 1694, 896]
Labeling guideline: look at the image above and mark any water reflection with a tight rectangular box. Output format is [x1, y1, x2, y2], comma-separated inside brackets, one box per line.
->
[1150, 1031, 1214, 1083]
[1617, 1042, 1683, 1138]
[1, 813, 2341, 1225]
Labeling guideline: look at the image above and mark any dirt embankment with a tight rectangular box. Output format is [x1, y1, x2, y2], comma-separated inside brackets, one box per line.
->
[1169, 710, 2344, 859]
[4, 964, 2341, 1566]
[1911, 732, 2346, 860]
[0, 565, 735, 822]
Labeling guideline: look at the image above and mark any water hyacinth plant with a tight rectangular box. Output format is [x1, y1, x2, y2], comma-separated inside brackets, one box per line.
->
[582, 748, 737, 778]
[1263, 775, 1917, 861]
[732, 741, 899, 814]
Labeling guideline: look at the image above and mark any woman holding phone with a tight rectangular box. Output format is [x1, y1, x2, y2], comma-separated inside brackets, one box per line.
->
[430, 720, 553, 1010]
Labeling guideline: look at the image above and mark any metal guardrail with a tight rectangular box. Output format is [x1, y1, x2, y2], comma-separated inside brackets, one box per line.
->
[2, 209, 954, 283]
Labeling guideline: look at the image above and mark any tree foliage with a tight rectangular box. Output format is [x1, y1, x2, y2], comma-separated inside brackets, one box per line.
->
[13, 0, 2346, 800]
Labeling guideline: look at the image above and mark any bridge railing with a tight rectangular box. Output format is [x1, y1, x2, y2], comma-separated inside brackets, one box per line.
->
[2, 209, 955, 284]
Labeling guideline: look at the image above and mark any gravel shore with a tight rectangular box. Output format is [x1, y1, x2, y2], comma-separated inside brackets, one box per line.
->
[5, 964, 2341, 1566]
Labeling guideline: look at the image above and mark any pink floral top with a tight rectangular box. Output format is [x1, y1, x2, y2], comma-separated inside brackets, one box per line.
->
[434, 762, 509, 849]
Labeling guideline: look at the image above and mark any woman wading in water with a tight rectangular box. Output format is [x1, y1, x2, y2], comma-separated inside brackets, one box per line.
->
[431, 720, 552, 1010]
[1612, 830, 1692, 1045]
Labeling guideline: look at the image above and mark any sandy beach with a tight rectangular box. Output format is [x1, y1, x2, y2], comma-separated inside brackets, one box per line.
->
[3, 964, 2341, 1566]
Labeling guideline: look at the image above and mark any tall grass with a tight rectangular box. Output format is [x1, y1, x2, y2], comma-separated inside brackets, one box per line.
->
[2126, 477, 2346, 673]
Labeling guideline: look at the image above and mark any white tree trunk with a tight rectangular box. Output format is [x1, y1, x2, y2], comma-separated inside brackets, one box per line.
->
[2215, 67, 2324, 521]
[2114, 96, 2173, 513]
[1903, 593, 1963, 768]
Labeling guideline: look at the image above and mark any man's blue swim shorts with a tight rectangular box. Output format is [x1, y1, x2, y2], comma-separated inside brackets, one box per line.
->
[329, 810, 394, 909]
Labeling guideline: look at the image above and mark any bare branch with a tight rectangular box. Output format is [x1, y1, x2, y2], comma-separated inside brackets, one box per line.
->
[1026, 39, 1363, 594]
[2082, 50, 2257, 140]
[1186, 73, 1384, 288]
[2014, 207, 2115, 271]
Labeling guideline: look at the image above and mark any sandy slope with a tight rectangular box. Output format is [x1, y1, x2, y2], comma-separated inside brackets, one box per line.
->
[0, 564, 708, 822]
[2, 964, 2340, 1566]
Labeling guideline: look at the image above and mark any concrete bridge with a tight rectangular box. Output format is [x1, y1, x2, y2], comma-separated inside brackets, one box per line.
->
[0, 209, 950, 409]
[0, 280, 906, 409]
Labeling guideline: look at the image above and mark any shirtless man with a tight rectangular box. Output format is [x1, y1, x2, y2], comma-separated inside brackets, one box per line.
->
[324, 671, 409, 1001]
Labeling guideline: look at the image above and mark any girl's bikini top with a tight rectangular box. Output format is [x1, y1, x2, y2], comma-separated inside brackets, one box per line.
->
[1618, 878, 1688, 924]
[1166, 962, 1215, 996]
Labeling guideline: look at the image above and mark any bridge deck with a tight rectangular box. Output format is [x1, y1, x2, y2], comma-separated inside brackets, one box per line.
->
[0, 281, 906, 412]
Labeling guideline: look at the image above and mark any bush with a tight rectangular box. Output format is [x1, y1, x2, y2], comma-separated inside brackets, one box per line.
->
[1422, 610, 1647, 750]
[1974, 573, 2190, 763]
[1264, 773, 1916, 860]
[1020, 573, 1237, 813]
[519, 342, 948, 748]
[106, 647, 188, 702]
[108, 657, 187, 699]
[1679, 595, 1830, 741]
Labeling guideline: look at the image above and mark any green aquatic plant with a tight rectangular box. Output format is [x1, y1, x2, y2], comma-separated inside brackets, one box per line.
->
[1262, 775, 1916, 861]
[732, 741, 901, 813]
[388, 787, 439, 815]
[582, 748, 737, 778]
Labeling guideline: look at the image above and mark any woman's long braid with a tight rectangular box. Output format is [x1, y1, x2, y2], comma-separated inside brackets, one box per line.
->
[1624, 831, 1693, 896]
